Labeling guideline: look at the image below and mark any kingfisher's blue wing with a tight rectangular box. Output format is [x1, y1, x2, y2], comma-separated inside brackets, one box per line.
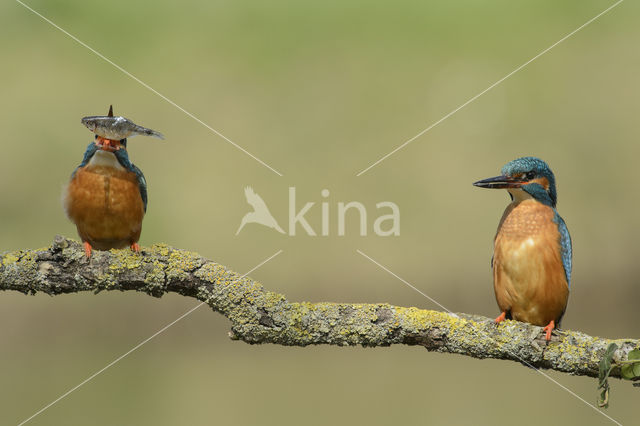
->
[553, 211, 572, 287]
[113, 146, 148, 213]
[71, 142, 98, 178]
[131, 163, 148, 212]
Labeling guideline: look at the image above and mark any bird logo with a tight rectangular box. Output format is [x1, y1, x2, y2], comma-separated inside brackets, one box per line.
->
[236, 187, 285, 235]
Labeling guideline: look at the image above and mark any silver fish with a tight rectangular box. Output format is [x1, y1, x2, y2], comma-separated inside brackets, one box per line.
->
[81, 115, 164, 140]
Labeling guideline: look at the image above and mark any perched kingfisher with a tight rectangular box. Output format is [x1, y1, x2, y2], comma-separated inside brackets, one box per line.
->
[63, 106, 149, 258]
[473, 157, 572, 341]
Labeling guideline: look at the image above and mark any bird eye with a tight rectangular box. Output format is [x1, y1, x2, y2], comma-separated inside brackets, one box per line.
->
[525, 171, 536, 180]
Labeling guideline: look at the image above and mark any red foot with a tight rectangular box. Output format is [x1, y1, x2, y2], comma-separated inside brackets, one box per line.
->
[130, 242, 141, 253]
[83, 241, 92, 258]
[542, 320, 555, 341]
[494, 311, 507, 324]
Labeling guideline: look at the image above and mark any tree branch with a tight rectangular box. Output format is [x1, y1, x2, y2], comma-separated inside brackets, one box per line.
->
[1, 236, 637, 379]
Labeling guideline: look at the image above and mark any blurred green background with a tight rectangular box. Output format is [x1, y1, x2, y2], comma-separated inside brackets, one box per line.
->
[1, 0, 638, 424]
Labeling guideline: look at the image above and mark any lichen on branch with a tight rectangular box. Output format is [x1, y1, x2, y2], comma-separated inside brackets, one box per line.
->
[1, 236, 637, 380]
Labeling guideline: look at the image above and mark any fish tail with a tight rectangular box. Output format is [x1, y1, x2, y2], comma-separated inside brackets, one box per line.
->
[148, 129, 165, 140]
[135, 125, 165, 140]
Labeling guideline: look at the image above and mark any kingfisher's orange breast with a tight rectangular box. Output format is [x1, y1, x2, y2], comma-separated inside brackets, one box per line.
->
[63, 161, 145, 250]
[492, 199, 568, 326]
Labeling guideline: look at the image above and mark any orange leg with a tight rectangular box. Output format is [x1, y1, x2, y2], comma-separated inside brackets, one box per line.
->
[83, 241, 92, 258]
[494, 311, 507, 324]
[130, 242, 140, 253]
[542, 320, 555, 341]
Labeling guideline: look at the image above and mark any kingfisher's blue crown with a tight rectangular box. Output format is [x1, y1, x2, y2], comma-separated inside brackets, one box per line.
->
[502, 157, 557, 207]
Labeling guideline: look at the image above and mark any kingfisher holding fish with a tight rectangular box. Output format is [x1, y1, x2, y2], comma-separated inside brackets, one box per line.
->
[63, 106, 163, 258]
[473, 157, 572, 341]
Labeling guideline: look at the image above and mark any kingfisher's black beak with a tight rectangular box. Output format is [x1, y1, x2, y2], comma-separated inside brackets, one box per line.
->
[473, 175, 525, 189]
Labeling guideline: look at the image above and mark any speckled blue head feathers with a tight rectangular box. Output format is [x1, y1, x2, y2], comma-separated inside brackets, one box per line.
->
[473, 156, 558, 207]
[501, 157, 557, 207]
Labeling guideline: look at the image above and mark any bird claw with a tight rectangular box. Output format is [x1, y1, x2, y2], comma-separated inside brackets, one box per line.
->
[130, 242, 140, 253]
[83, 241, 92, 258]
[542, 320, 555, 341]
[494, 311, 507, 324]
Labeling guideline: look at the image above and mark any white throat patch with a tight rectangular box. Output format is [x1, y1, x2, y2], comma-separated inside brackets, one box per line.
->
[88, 149, 125, 171]
[507, 188, 534, 203]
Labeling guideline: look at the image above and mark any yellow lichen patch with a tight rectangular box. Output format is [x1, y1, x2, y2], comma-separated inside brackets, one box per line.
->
[280, 302, 313, 341]
[310, 303, 338, 316]
[94, 270, 118, 288]
[262, 290, 287, 309]
[144, 259, 167, 286]
[149, 243, 170, 257]
[194, 263, 230, 283]
[241, 280, 267, 303]
[167, 249, 201, 271]
[543, 335, 597, 371]
[108, 247, 143, 271]
[165, 249, 203, 282]
[2, 252, 20, 266]
[396, 306, 455, 331]
[286, 302, 309, 326]
[2, 250, 41, 271]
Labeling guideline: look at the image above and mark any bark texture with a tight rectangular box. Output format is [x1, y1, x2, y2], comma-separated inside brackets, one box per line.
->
[1, 236, 637, 379]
